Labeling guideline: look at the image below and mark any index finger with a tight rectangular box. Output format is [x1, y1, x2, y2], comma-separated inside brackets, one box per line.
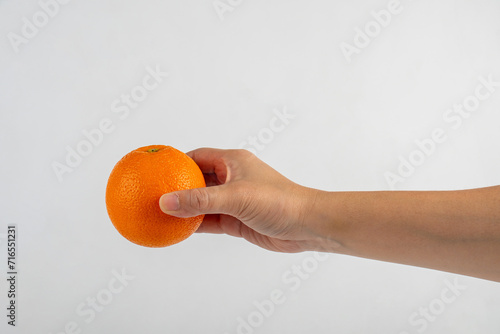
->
[186, 147, 226, 174]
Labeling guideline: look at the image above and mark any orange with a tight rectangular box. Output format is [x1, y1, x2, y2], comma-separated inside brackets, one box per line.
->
[105, 145, 206, 247]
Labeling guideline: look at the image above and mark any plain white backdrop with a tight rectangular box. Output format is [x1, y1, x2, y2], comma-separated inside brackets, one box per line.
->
[1, 0, 500, 333]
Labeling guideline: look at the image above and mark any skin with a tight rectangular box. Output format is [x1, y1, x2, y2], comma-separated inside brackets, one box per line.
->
[159, 148, 500, 282]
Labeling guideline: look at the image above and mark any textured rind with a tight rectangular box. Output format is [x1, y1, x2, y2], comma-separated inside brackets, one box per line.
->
[105, 145, 206, 247]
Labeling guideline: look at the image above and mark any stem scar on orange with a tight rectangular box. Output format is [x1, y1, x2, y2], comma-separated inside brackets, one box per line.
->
[105, 145, 206, 247]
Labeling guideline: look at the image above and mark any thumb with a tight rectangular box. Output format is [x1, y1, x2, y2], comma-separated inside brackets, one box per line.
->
[159, 185, 232, 218]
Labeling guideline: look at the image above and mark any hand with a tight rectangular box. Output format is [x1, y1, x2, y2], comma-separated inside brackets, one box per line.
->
[159, 148, 318, 253]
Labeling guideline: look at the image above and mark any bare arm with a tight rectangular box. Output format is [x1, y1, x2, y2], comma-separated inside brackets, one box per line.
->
[307, 186, 500, 282]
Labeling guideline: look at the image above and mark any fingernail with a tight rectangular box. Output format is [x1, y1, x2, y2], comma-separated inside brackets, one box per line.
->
[160, 193, 180, 211]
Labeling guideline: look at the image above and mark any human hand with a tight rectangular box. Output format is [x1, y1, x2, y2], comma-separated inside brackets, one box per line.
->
[159, 148, 319, 253]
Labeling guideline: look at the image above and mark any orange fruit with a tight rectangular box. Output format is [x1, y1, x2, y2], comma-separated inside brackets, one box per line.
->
[105, 145, 206, 247]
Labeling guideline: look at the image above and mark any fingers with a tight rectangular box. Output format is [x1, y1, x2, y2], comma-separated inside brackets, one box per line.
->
[195, 214, 243, 238]
[160, 148, 253, 218]
[203, 173, 223, 187]
[159, 184, 235, 218]
[195, 215, 225, 234]
[186, 148, 225, 174]
[187, 147, 231, 183]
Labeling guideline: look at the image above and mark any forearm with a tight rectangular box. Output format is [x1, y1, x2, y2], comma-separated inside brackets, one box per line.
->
[307, 186, 500, 282]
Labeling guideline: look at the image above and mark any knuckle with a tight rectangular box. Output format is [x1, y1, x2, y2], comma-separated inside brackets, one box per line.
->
[237, 149, 255, 159]
[229, 148, 254, 160]
[231, 181, 256, 218]
[188, 188, 210, 211]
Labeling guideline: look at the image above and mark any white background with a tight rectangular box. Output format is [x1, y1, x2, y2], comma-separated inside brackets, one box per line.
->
[1, 0, 500, 333]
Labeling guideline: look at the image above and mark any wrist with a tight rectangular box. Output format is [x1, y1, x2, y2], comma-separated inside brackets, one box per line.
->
[298, 188, 347, 254]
